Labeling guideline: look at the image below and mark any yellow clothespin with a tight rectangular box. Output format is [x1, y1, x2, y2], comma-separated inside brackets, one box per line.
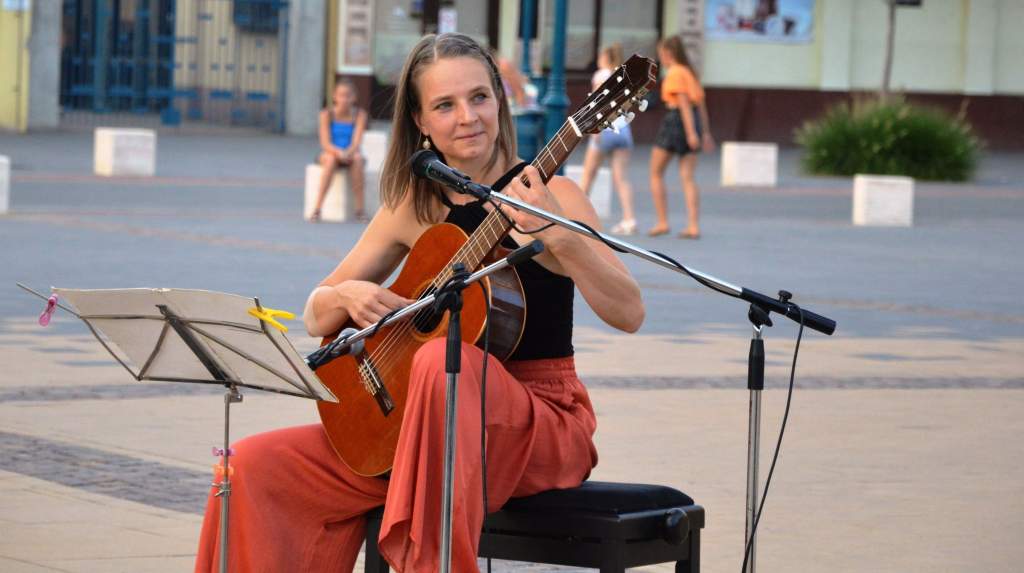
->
[248, 306, 295, 332]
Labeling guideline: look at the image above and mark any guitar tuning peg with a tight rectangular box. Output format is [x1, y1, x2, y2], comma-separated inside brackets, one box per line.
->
[638, 99, 649, 112]
[625, 112, 636, 124]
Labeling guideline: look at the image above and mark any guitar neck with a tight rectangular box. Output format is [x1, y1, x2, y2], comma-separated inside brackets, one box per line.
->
[427, 120, 582, 289]
[442, 121, 581, 279]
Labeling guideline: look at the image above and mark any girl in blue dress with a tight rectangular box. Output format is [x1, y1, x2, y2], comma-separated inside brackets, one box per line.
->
[313, 79, 370, 222]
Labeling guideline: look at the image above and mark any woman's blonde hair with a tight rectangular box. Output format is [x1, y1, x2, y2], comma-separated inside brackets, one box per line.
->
[380, 33, 517, 223]
[600, 43, 624, 69]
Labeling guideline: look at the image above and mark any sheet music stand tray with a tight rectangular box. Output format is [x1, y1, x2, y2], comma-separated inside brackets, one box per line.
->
[53, 287, 337, 573]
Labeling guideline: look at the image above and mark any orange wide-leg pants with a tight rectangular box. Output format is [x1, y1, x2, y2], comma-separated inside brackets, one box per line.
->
[194, 338, 598, 572]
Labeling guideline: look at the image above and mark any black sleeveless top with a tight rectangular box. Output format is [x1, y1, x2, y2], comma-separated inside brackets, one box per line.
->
[438, 194, 575, 360]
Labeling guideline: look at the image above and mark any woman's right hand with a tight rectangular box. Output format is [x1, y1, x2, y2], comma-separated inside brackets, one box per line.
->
[336, 281, 414, 329]
[686, 132, 700, 151]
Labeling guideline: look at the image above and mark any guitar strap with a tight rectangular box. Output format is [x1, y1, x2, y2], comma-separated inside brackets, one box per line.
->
[492, 161, 529, 191]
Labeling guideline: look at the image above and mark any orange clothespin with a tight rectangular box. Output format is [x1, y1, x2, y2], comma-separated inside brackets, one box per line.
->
[212, 446, 236, 485]
[212, 463, 235, 480]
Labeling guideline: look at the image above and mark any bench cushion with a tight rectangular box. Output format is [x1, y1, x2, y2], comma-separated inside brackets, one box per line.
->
[500, 481, 694, 516]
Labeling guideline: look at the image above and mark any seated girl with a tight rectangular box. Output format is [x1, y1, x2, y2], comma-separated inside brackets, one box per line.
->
[312, 79, 369, 222]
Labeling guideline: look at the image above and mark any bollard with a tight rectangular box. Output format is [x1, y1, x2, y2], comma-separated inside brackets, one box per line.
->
[853, 174, 914, 227]
[0, 155, 9, 214]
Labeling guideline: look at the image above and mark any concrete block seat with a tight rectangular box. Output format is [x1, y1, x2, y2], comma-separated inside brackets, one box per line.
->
[720, 142, 778, 187]
[852, 174, 915, 227]
[0, 155, 9, 214]
[363, 481, 704, 572]
[304, 131, 388, 222]
[94, 128, 157, 177]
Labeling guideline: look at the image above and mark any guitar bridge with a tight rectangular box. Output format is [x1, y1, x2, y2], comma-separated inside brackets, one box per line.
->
[358, 357, 395, 416]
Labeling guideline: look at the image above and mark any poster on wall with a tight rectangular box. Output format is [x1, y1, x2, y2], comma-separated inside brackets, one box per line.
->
[705, 0, 815, 43]
[342, 0, 373, 69]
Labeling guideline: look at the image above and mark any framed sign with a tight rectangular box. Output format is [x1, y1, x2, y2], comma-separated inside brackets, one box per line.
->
[705, 0, 815, 44]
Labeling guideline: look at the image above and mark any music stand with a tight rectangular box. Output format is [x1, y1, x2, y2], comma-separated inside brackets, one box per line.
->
[51, 287, 337, 573]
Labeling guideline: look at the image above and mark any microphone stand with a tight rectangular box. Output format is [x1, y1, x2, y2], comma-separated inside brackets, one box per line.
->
[305, 242, 543, 573]
[437, 175, 836, 572]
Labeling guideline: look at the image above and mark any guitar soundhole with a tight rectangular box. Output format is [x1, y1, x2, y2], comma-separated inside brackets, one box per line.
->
[411, 286, 445, 334]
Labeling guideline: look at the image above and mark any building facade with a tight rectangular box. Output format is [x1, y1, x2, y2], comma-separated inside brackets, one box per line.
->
[3, 1, 1021, 147]
[0, 0, 322, 135]
[329, 0, 1023, 148]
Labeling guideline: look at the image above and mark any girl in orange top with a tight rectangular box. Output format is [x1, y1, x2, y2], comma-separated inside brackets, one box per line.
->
[649, 35, 714, 239]
[193, 33, 644, 573]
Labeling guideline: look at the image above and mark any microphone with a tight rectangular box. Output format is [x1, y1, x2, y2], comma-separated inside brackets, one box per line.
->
[410, 150, 491, 198]
[507, 240, 544, 266]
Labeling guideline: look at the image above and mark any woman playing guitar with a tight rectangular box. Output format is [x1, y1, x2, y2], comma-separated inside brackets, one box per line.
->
[194, 33, 645, 572]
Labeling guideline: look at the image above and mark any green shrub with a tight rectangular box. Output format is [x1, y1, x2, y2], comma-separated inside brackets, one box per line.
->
[795, 99, 981, 182]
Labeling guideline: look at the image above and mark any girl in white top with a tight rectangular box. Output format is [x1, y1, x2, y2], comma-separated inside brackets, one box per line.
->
[578, 43, 637, 235]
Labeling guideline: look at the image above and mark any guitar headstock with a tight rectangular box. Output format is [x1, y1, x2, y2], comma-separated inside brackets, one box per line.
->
[573, 54, 658, 135]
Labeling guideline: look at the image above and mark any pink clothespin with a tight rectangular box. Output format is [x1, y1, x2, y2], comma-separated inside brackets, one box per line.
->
[38, 295, 58, 327]
[212, 446, 235, 458]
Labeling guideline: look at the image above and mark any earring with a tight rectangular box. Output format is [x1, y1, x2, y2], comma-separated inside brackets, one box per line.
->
[422, 136, 431, 150]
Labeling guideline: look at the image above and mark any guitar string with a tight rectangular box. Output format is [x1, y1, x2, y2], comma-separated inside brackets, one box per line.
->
[360, 76, 649, 383]
[371, 122, 576, 342]
[357, 82, 647, 391]
[355, 146, 567, 394]
[362, 120, 581, 381]
[358, 90, 636, 388]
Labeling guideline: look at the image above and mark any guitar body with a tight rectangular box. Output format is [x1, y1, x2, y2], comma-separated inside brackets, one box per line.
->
[315, 223, 525, 476]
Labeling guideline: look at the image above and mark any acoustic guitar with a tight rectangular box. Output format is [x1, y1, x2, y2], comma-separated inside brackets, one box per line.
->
[315, 54, 658, 476]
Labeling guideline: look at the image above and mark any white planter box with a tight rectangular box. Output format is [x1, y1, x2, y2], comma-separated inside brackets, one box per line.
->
[305, 164, 352, 222]
[852, 174, 914, 227]
[721, 142, 778, 187]
[94, 128, 156, 176]
[0, 155, 9, 214]
[362, 130, 388, 173]
[304, 164, 380, 222]
[566, 164, 612, 219]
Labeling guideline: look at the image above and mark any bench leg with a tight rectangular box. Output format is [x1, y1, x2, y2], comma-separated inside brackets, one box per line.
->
[676, 528, 701, 573]
[363, 515, 389, 573]
[599, 540, 626, 573]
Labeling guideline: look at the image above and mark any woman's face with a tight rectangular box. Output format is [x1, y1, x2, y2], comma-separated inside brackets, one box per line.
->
[597, 51, 610, 70]
[333, 85, 354, 109]
[414, 56, 500, 167]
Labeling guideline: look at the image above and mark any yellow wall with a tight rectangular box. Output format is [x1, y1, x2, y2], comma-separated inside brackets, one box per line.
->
[994, 0, 1024, 93]
[849, 0, 963, 93]
[0, 5, 31, 132]
[702, 4, 823, 88]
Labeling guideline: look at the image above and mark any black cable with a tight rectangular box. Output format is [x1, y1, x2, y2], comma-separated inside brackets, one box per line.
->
[741, 305, 806, 573]
[477, 280, 492, 573]
[483, 195, 730, 300]
[485, 195, 556, 235]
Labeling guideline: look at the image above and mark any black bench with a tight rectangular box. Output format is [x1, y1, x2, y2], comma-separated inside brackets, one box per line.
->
[363, 481, 703, 572]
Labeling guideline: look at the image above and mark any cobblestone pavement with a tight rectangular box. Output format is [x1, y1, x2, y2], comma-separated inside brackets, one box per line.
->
[1, 131, 1022, 572]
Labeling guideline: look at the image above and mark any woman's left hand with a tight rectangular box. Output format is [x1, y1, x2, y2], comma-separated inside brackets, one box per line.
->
[501, 166, 572, 247]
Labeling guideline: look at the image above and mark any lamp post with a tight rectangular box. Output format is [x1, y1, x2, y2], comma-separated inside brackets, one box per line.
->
[542, 0, 569, 151]
[520, 0, 536, 79]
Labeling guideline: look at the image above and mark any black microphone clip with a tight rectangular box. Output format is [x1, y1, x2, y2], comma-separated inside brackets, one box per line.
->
[410, 149, 492, 200]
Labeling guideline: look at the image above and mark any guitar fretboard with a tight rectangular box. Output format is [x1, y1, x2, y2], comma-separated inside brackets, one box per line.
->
[430, 121, 582, 287]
